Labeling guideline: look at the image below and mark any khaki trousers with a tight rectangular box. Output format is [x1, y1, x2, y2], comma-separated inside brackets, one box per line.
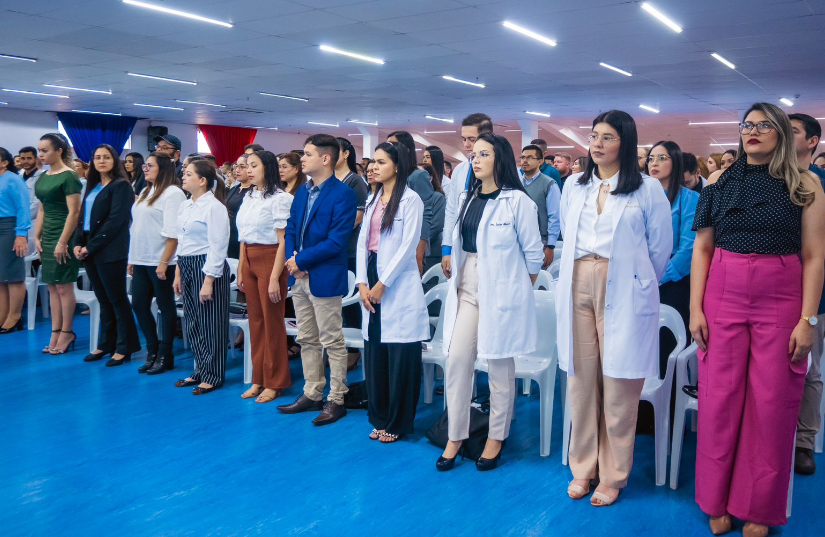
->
[797, 314, 824, 449]
[568, 255, 645, 489]
[291, 276, 348, 405]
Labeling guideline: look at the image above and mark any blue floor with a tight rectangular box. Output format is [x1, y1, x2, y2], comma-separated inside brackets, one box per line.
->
[1, 314, 823, 537]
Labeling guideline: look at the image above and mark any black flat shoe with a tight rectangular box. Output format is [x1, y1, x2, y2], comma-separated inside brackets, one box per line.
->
[137, 352, 157, 373]
[192, 385, 219, 395]
[476, 450, 502, 472]
[0, 318, 24, 334]
[146, 352, 173, 375]
[174, 378, 198, 387]
[105, 354, 131, 367]
[84, 351, 108, 362]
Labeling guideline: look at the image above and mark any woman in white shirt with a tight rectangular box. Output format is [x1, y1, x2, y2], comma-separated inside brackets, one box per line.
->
[173, 160, 231, 395]
[128, 153, 186, 375]
[558, 110, 672, 506]
[236, 150, 294, 403]
[437, 133, 543, 472]
[356, 142, 428, 443]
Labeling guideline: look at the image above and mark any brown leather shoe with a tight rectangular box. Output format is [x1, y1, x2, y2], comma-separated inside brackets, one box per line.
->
[276, 394, 324, 414]
[312, 401, 347, 426]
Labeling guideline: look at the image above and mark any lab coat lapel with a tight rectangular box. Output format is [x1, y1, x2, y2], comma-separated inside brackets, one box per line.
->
[611, 193, 631, 237]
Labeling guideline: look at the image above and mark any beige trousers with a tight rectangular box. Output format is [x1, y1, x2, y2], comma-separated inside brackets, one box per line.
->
[568, 255, 645, 489]
[797, 314, 824, 449]
[291, 276, 348, 405]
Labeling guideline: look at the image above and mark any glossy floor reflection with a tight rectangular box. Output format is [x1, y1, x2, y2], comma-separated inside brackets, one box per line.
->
[1, 315, 822, 536]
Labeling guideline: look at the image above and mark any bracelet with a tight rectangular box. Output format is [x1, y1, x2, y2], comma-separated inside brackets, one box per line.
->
[57, 242, 67, 248]
[159, 260, 168, 265]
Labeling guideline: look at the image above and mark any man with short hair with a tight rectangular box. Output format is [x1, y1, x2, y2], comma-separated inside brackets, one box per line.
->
[529, 139, 562, 183]
[553, 151, 573, 191]
[277, 134, 357, 426]
[244, 143, 264, 155]
[441, 112, 493, 278]
[18, 146, 43, 256]
[520, 145, 560, 269]
[789, 112, 825, 475]
[153, 134, 183, 179]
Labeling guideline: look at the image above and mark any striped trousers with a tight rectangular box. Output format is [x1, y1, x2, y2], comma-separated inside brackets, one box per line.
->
[179, 254, 230, 388]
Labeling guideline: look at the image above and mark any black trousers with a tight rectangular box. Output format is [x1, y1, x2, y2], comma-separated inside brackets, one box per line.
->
[659, 274, 690, 378]
[130, 264, 177, 356]
[85, 259, 141, 355]
[364, 252, 423, 435]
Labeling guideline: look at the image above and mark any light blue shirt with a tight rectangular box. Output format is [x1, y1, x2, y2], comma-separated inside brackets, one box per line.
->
[522, 170, 561, 248]
[83, 183, 104, 232]
[661, 187, 699, 284]
[0, 170, 31, 236]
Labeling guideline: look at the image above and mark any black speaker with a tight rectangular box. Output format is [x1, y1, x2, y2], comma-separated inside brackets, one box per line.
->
[147, 125, 168, 152]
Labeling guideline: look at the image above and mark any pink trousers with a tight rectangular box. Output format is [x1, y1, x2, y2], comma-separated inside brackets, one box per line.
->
[696, 249, 807, 526]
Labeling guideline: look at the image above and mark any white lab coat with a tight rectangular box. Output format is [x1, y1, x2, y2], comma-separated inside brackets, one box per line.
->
[556, 173, 673, 379]
[356, 187, 429, 343]
[443, 188, 544, 359]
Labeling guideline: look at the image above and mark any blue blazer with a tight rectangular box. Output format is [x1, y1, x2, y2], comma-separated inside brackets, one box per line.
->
[284, 177, 357, 298]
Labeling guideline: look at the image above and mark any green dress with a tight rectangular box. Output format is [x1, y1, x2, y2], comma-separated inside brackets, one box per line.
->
[35, 170, 82, 284]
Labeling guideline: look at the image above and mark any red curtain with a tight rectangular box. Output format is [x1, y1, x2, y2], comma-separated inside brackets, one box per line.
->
[198, 124, 257, 165]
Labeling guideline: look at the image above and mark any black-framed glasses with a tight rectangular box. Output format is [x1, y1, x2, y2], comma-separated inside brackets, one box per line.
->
[739, 121, 774, 134]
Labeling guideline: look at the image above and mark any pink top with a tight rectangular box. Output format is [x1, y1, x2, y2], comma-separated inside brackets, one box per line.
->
[367, 198, 386, 253]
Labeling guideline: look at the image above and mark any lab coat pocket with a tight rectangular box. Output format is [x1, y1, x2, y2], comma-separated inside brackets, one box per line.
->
[632, 276, 657, 316]
[488, 221, 514, 249]
[495, 278, 522, 311]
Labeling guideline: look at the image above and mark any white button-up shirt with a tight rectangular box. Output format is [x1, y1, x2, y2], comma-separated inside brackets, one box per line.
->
[574, 171, 618, 260]
[176, 191, 230, 277]
[129, 185, 187, 265]
[236, 189, 293, 245]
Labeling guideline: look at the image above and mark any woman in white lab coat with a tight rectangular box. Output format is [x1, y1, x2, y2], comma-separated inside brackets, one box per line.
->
[558, 110, 672, 506]
[357, 141, 429, 443]
[437, 132, 544, 472]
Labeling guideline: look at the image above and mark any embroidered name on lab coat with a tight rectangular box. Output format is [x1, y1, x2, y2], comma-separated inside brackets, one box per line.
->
[490, 222, 511, 226]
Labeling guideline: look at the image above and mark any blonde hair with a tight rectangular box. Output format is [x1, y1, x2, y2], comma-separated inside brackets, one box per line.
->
[737, 102, 814, 207]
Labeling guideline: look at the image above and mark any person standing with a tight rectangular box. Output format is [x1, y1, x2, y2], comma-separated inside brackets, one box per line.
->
[276, 134, 357, 425]
[0, 148, 30, 333]
[154, 134, 183, 180]
[18, 146, 43, 256]
[558, 111, 672, 506]
[553, 151, 574, 191]
[357, 141, 427, 443]
[519, 144, 561, 269]
[124, 152, 146, 196]
[224, 154, 254, 260]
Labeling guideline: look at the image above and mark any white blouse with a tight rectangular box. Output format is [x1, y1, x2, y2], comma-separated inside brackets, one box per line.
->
[129, 185, 187, 266]
[176, 191, 230, 277]
[573, 171, 619, 260]
[236, 189, 293, 245]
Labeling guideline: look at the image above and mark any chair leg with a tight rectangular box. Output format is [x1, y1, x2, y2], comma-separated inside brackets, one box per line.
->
[26, 281, 36, 330]
[539, 373, 554, 457]
[670, 403, 688, 490]
[788, 428, 797, 518]
[243, 324, 252, 384]
[39, 285, 49, 319]
[523, 377, 532, 396]
[562, 388, 571, 466]
[228, 326, 237, 361]
[422, 363, 434, 404]
[653, 397, 669, 486]
[89, 301, 100, 354]
[816, 396, 824, 453]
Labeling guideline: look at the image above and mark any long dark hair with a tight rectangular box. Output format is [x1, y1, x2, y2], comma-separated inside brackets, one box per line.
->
[387, 131, 418, 175]
[189, 159, 226, 204]
[647, 140, 684, 205]
[578, 110, 643, 195]
[458, 132, 527, 231]
[418, 163, 443, 194]
[277, 152, 307, 195]
[85, 144, 126, 201]
[139, 152, 178, 206]
[40, 133, 74, 168]
[251, 150, 284, 197]
[126, 151, 145, 185]
[425, 145, 445, 185]
[0, 147, 18, 174]
[366, 142, 412, 233]
[336, 137, 357, 175]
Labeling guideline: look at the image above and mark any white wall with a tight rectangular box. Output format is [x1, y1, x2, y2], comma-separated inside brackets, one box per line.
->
[0, 107, 58, 154]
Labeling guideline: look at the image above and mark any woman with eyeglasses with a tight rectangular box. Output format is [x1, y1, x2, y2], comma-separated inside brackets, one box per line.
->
[128, 153, 187, 375]
[277, 152, 307, 196]
[690, 103, 825, 537]
[437, 133, 543, 472]
[224, 155, 253, 260]
[558, 111, 672, 506]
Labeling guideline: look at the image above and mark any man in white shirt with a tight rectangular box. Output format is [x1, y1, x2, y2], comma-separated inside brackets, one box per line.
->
[18, 147, 43, 256]
[441, 113, 493, 278]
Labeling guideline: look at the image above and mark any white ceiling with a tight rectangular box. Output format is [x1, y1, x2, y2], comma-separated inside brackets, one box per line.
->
[1, 0, 824, 157]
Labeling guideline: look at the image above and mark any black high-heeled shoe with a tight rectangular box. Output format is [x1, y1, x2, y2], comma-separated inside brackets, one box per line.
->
[138, 352, 157, 373]
[84, 351, 108, 362]
[50, 331, 77, 355]
[476, 447, 503, 472]
[436, 443, 465, 472]
[43, 329, 60, 353]
[0, 318, 24, 334]
[105, 354, 131, 367]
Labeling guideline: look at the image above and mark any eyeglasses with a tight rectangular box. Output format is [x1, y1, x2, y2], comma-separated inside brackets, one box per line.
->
[520, 155, 541, 161]
[156, 144, 176, 151]
[646, 155, 671, 163]
[142, 163, 155, 170]
[587, 134, 620, 145]
[468, 151, 493, 161]
[739, 121, 774, 134]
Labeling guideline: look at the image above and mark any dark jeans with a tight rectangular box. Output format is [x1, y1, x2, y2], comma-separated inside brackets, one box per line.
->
[85, 259, 140, 355]
[659, 275, 690, 378]
[130, 264, 177, 356]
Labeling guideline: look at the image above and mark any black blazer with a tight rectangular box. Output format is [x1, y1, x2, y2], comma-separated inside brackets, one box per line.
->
[75, 178, 135, 264]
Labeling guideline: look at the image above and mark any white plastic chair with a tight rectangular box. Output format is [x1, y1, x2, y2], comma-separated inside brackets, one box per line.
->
[25, 275, 38, 330]
[421, 283, 449, 406]
[546, 258, 561, 280]
[74, 282, 100, 354]
[421, 263, 447, 287]
[533, 270, 552, 291]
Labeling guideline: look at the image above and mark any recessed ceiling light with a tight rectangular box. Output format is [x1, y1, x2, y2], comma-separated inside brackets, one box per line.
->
[710, 53, 736, 70]
[259, 92, 309, 102]
[424, 130, 456, 134]
[122, 0, 233, 28]
[44, 84, 112, 95]
[2, 88, 68, 98]
[548, 146, 574, 149]
[319, 45, 384, 65]
[128, 72, 196, 85]
[347, 119, 378, 126]
[176, 99, 225, 108]
[134, 103, 184, 110]
[0, 53, 36, 62]
[780, 98, 794, 107]
[710, 143, 738, 146]
[71, 110, 122, 116]
[689, 121, 739, 125]
[442, 76, 485, 88]
[425, 115, 454, 123]
[307, 121, 339, 127]
[525, 111, 551, 118]
[639, 104, 660, 113]
[641, 3, 682, 33]
[502, 21, 557, 47]
[599, 62, 633, 77]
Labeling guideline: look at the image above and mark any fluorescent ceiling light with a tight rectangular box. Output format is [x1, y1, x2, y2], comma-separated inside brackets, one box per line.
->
[639, 104, 660, 113]
[134, 103, 184, 110]
[319, 45, 384, 65]
[599, 62, 633, 77]
[0, 102, 7, 105]
[639, 144, 654, 148]
[424, 130, 456, 134]
[502, 21, 557, 47]
[243, 126, 278, 130]
[525, 111, 551, 118]
[122, 0, 232, 28]
[348, 133, 363, 136]
[579, 126, 592, 129]
[780, 98, 794, 107]
[689, 121, 739, 125]
[176, 99, 225, 107]
[259, 92, 308, 102]
[442, 76, 485, 88]
[641, 3, 682, 33]
[548, 146, 574, 149]
[711, 53, 736, 70]
[415, 148, 423, 151]
[2, 88, 68, 98]
[425, 115, 454, 123]
[0, 53, 36, 62]
[308, 121, 339, 127]
[348, 119, 378, 126]
[71, 110, 121, 116]
[504, 129, 521, 132]
[44, 84, 111, 95]
[710, 143, 738, 146]
[128, 72, 196, 85]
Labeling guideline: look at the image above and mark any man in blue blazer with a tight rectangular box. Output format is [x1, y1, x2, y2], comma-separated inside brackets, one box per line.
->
[277, 134, 357, 426]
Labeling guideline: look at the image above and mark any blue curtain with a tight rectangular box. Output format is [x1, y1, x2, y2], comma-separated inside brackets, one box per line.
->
[56, 112, 138, 162]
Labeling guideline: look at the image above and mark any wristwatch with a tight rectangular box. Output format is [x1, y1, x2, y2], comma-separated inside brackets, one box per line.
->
[801, 315, 819, 327]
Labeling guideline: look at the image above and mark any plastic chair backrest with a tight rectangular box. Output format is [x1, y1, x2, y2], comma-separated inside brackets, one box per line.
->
[226, 258, 239, 282]
[675, 343, 698, 394]
[533, 270, 552, 291]
[656, 304, 688, 383]
[425, 282, 448, 342]
[546, 258, 561, 280]
[421, 264, 447, 287]
[346, 271, 356, 300]
[530, 289, 556, 359]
